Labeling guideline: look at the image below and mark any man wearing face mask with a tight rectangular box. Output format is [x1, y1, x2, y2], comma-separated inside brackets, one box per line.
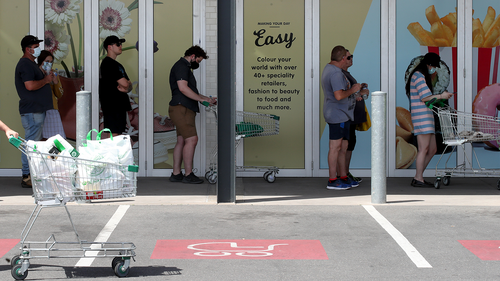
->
[15, 35, 54, 188]
[168, 45, 216, 184]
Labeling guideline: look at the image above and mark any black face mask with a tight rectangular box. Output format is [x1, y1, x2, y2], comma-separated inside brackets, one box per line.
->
[191, 61, 200, 70]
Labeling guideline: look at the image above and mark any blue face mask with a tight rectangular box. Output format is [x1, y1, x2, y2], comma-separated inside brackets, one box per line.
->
[32, 47, 41, 58]
[428, 67, 437, 75]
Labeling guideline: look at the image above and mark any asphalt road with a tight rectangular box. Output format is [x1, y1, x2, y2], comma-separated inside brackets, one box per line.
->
[1, 204, 500, 280]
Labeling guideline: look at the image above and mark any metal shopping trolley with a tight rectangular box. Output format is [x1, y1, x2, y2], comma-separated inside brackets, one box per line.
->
[428, 100, 500, 189]
[8, 137, 138, 280]
[204, 104, 280, 184]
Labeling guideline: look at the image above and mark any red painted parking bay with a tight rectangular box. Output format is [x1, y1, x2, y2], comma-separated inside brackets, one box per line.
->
[151, 240, 328, 259]
[0, 239, 20, 258]
[459, 240, 500, 260]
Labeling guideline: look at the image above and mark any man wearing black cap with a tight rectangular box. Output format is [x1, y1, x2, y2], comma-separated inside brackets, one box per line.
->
[15, 35, 55, 188]
[99, 35, 132, 137]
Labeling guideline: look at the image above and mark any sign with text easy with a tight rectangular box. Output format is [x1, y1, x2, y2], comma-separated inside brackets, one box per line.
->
[151, 240, 328, 259]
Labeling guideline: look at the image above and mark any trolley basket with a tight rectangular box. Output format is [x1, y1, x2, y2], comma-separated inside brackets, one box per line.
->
[427, 100, 500, 189]
[8, 137, 138, 279]
[204, 104, 280, 184]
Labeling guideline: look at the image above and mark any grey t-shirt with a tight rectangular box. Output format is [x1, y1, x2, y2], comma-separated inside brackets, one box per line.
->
[321, 63, 355, 124]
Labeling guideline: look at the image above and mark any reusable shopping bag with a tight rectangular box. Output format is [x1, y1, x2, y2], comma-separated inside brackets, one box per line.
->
[77, 129, 134, 196]
[26, 136, 78, 204]
[356, 105, 371, 131]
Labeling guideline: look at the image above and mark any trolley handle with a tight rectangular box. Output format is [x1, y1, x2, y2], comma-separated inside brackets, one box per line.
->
[9, 136, 23, 148]
[425, 97, 447, 110]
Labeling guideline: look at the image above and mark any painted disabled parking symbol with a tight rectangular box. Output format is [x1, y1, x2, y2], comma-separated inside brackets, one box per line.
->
[151, 240, 329, 259]
[187, 242, 288, 257]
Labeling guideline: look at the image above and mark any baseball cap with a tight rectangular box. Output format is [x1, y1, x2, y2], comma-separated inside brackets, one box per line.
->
[103, 35, 126, 49]
[21, 35, 43, 50]
[423, 52, 441, 67]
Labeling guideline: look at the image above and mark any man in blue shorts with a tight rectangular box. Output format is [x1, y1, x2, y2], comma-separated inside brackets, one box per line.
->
[321, 45, 361, 190]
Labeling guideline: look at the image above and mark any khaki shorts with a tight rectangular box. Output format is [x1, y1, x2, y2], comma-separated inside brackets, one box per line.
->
[169, 105, 197, 139]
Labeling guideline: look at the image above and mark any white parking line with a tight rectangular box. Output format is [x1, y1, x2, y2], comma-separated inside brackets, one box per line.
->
[75, 205, 130, 267]
[363, 205, 432, 268]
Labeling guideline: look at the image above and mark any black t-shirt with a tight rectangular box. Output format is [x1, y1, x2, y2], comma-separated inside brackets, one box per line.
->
[99, 56, 132, 113]
[169, 57, 200, 113]
[14, 58, 53, 114]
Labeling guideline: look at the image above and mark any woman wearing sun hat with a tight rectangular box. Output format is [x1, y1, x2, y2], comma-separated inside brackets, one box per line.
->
[405, 52, 453, 187]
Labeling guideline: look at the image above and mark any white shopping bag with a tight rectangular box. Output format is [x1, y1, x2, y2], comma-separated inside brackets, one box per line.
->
[26, 139, 78, 204]
[77, 129, 132, 194]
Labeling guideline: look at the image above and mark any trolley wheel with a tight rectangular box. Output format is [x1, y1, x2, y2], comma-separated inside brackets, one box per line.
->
[265, 172, 276, 183]
[11, 264, 28, 280]
[114, 261, 130, 278]
[205, 171, 212, 181]
[263, 171, 271, 180]
[207, 172, 217, 184]
[10, 255, 22, 267]
[497, 179, 500, 190]
[442, 176, 451, 186]
[434, 179, 440, 189]
[112, 257, 122, 270]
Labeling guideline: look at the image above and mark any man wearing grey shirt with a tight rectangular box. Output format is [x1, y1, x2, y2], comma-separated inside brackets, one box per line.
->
[321, 45, 361, 190]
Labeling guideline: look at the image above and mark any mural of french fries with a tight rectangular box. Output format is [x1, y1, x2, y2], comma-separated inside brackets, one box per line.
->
[408, 5, 500, 48]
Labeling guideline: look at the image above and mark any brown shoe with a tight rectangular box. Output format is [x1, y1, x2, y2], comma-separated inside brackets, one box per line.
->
[21, 174, 32, 188]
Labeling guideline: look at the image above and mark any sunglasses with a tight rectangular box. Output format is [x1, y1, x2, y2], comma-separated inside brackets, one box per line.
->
[115, 42, 122, 47]
[347, 55, 353, 60]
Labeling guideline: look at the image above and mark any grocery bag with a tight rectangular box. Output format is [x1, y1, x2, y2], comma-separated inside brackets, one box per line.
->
[26, 138, 78, 204]
[77, 129, 133, 196]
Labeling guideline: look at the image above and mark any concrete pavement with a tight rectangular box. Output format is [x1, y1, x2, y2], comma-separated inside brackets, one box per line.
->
[1, 176, 498, 206]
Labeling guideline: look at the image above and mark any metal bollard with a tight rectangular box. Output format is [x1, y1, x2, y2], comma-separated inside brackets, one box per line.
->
[371, 91, 387, 204]
[76, 91, 92, 149]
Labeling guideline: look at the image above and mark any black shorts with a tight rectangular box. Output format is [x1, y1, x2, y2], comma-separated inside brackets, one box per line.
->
[347, 122, 357, 151]
[328, 121, 351, 140]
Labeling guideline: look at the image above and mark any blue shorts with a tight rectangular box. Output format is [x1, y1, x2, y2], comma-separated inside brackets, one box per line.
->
[329, 121, 351, 140]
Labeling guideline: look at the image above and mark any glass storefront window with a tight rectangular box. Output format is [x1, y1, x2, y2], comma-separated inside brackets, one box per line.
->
[471, 1, 500, 169]
[319, 0, 380, 170]
[396, 1, 458, 171]
[153, 1, 193, 169]
[0, 1, 30, 168]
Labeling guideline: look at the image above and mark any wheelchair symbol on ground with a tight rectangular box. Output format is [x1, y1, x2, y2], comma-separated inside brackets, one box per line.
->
[187, 241, 288, 257]
[150, 239, 329, 259]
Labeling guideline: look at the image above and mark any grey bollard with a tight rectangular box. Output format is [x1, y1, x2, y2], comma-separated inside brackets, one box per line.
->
[76, 91, 92, 149]
[371, 91, 387, 204]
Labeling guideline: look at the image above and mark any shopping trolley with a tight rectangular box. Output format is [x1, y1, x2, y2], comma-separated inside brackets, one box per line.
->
[428, 99, 500, 189]
[8, 137, 138, 280]
[204, 103, 280, 184]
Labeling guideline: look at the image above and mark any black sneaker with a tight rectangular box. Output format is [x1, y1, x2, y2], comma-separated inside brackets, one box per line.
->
[182, 173, 204, 184]
[21, 174, 32, 188]
[169, 173, 184, 182]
